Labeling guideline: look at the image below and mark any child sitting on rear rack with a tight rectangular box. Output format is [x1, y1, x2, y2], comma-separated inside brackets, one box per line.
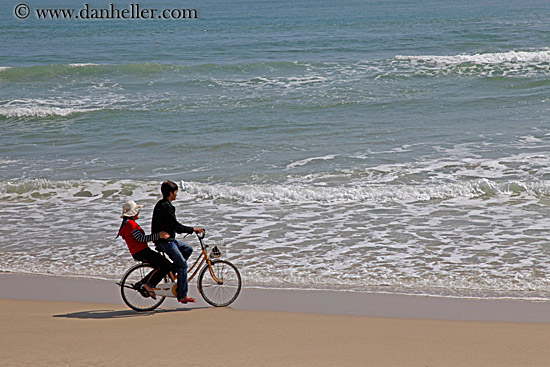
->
[117, 200, 172, 300]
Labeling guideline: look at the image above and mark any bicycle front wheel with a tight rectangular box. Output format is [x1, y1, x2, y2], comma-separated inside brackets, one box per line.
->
[120, 263, 166, 312]
[198, 259, 242, 307]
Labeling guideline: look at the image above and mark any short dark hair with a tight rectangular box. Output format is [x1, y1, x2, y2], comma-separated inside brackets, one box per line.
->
[161, 180, 179, 199]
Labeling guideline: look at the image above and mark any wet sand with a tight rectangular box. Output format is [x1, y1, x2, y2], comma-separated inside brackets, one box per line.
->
[2, 273, 550, 366]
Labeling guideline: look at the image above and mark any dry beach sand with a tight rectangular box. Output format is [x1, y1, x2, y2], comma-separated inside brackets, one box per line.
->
[1, 273, 550, 366]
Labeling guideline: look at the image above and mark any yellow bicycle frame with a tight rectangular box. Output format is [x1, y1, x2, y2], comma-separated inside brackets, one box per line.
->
[166, 236, 223, 285]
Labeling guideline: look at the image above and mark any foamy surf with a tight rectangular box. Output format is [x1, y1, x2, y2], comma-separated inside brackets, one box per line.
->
[0, 95, 133, 118]
[392, 49, 550, 77]
[2, 176, 550, 300]
[0, 106, 93, 118]
[395, 50, 550, 65]
[180, 179, 550, 204]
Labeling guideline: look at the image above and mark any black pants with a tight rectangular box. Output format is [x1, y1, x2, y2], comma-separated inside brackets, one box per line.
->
[132, 248, 173, 287]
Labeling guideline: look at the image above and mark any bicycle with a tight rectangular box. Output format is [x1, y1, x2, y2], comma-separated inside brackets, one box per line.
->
[117, 230, 242, 311]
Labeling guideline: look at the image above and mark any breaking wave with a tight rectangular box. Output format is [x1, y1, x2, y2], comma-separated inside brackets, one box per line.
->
[2, 177, 549, 204]
[393, 49, 550, 77]
[0, 105, 95, 118]
[395, 50, 550, 65]
[181, 179, 550, 204]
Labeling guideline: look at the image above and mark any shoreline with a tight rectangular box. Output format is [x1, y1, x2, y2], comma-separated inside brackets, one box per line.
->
[2, 272, 550, 322]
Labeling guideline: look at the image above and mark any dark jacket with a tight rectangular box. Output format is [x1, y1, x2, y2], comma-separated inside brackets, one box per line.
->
[151, 198, 194, 244]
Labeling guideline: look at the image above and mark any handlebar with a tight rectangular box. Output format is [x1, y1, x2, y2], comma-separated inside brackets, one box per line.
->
[195, 228, 206, 240]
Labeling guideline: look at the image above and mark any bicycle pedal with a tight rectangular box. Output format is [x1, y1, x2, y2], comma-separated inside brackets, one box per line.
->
[135, 284, 150, 298]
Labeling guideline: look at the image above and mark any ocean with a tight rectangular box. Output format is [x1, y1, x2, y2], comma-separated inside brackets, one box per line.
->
[2, 0, 550, 299]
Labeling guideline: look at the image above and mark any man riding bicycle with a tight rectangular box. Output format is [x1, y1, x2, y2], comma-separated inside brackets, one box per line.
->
[151, 180, 204, 304]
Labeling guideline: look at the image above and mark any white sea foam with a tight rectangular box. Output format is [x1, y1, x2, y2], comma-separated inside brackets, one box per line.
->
[395, 50, 550, 65]
[392, 49, 550, 77]
[286, 154, 338, 169]
[0, 106, 92, 117]
[69, 63, 100, 67]
[5, 174, 546, 206]
[230, 74, 328, 89]
[0, 179, 158, 202]
[1, 176, 550, 299]
[181, 179, 550, 204]
[0, 94, 131, 118]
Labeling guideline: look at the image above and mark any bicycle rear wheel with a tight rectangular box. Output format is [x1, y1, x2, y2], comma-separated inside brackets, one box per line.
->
[198, 259, 242, 307]
[120, 263, 166, 312]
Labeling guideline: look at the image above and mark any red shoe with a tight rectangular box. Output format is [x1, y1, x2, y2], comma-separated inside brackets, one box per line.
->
[178, 297, 196, 304]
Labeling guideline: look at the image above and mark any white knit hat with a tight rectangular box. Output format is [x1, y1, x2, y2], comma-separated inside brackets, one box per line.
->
[121, 200, 143, 218]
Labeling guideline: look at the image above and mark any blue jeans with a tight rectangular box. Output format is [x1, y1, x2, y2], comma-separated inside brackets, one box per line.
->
[156, 240, 193, 300]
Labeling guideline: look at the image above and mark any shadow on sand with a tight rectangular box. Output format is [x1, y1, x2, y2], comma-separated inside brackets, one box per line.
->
[53, 306, 209, 320]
